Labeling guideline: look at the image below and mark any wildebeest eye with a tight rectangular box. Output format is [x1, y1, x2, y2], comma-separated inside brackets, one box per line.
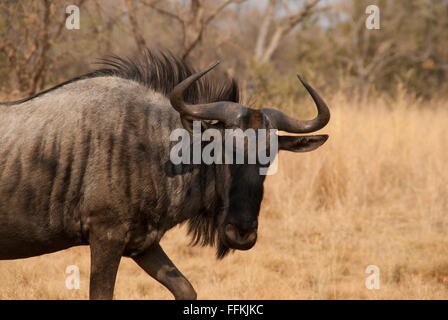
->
[203, 119, 224, 127]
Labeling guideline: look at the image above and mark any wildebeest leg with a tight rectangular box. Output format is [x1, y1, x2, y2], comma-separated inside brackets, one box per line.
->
[89, 230, 126, 300]
[133, 243, 197, 300]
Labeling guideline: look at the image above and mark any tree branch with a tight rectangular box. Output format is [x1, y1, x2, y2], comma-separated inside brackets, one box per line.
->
[125, 0, 148, 53]
[256, 0, 321, 64]
[142, 0, 185, 23]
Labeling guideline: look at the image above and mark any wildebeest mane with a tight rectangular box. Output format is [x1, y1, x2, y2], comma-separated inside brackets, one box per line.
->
[187, 207, 232, 259]
[3, 48, 240, 106]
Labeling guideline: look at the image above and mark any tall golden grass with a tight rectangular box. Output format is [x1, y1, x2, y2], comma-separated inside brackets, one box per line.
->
[0, 92, 447, 299]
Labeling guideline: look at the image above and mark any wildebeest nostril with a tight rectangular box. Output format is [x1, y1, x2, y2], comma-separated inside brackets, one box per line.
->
[224, 223, 257, 250]
[224, 224, 238, 239]
[239, 228, 256, 238]
[242, 221, 258, 236]
[225, 223, 257, 239]
[245, 231, 257, 243]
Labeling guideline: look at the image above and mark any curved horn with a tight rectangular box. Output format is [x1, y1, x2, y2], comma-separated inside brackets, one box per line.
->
[261, 75, 330, 133]
[169, 61, 245, 123]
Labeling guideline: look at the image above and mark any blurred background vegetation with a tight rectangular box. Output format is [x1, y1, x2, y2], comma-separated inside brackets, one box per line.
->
[0, 0, 447, 103]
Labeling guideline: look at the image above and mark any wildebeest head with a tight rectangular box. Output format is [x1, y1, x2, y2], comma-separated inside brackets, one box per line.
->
[170, 61, 330, 258]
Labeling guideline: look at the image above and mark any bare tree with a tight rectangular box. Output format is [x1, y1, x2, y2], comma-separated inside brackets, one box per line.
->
[329, 1, 411, 96]
[143, 0, 246, 60]
[0, 0, 86, 96]
[334, 18, 403, 95]
[124, 0, 148, 54]
[254, 0, 321, 64]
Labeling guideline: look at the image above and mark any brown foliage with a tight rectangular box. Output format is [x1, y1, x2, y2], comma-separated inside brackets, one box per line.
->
[0, 0, 446, 100]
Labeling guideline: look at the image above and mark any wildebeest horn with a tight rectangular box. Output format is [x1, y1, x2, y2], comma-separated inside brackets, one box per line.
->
[169, 61, 245, 123]
[261, 75, 330, 133]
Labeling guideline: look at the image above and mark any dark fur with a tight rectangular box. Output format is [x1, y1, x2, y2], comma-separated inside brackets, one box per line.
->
[3, 49, 240, 106]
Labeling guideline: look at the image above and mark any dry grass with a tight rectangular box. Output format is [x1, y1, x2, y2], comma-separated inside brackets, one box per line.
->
[0, 92, 447, 299]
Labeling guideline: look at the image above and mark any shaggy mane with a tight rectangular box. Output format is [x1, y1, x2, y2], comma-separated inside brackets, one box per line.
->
[4, 48, 240, 106]
[186, 207, 232, 259]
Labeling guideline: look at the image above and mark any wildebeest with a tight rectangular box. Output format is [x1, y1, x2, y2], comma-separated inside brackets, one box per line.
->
[0, 49, 329, 299]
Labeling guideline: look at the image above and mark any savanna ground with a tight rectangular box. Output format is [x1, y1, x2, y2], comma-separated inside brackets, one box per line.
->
[0, 91, 447, 299]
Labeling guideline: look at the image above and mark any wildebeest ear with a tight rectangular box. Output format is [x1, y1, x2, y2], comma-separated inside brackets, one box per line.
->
[278, 134, 328, 152]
